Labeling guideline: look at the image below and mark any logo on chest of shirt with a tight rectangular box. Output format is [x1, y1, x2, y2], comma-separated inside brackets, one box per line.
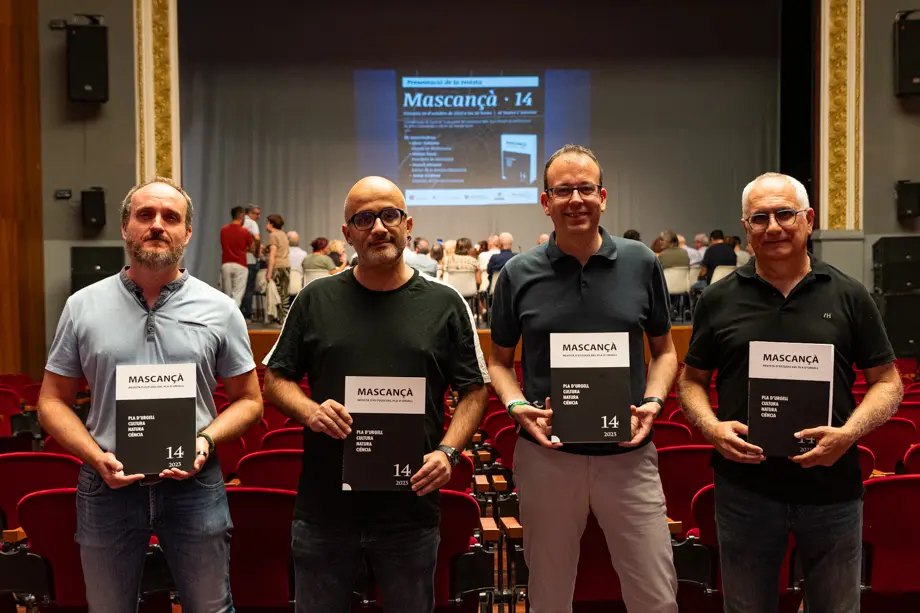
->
[823, 313, 832, 319]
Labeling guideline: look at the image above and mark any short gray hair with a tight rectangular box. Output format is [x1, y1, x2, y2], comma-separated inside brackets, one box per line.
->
[741, 172, 810, 215]
[120, 177, 194, 230]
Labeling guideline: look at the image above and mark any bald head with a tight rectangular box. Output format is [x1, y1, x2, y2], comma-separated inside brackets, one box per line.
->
[499, 232, 514, 249]
[344, 176, 406, 220]
[287, 231, 300, 246]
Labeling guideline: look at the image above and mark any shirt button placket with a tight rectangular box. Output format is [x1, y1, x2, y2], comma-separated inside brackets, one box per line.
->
[146, 312, 155, 341]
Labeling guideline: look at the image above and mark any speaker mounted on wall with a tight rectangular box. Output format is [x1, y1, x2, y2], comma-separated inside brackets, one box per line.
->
[66, 22, 109, 103]
[895, 11, 920, 97]
[81, 188, 106, 229]
[896, 180, 920, 219]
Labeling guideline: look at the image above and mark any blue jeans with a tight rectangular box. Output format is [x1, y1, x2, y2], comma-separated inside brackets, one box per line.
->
[714, 474, 862, 613]
[241, 263, 258, 318]
[291, 519, 439, 613]
[76, 458, 234, 613]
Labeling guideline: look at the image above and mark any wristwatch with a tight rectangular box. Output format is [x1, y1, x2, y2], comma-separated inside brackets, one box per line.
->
[437, 444, 461, 467]
[641, 397, 666, 416]
[197, 431, 215, 455]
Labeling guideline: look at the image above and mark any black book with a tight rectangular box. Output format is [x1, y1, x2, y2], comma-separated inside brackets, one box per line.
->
[747, 341, 834, 457]
[115, 364, 197, 475]
[550, 333, 632, 443]
[342, 376, 425, 491]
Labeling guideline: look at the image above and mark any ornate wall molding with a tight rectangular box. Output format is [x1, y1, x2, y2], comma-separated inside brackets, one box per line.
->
[819, 0, 863, 230]
[134, 0, 180, 182]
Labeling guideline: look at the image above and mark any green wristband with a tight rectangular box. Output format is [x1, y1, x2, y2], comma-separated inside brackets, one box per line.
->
[506, 400, 531, 416]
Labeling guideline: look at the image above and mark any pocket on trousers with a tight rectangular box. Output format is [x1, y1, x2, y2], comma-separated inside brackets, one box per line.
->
[77, 465, 106, 497]
[192, 459, 225, 489]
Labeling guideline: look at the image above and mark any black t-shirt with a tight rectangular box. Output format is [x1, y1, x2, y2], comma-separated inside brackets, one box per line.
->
[684, 257, 896, 504]
[701, 242, 738, 283]
[490, 228, 671, 455]
[265, 268, 489, 528]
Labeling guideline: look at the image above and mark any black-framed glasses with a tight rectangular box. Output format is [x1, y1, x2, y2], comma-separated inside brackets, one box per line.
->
[347, 207, 407, 231]
[745, 208, 806, 230]
[545, 184, 603, 200]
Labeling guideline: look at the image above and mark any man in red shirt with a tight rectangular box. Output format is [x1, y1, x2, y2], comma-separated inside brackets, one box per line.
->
[221, 206, 253, 307]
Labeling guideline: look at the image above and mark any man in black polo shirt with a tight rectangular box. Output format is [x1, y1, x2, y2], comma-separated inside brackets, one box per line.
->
[678, 172, 903, 613]
[262, 176, 489, 613]
[489, 145, 679, 612]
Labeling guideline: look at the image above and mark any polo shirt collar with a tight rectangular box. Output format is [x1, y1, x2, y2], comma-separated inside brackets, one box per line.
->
[735, 254, 831, 280]
[546, 227, 618, 263]
[120, 267, 189, 302]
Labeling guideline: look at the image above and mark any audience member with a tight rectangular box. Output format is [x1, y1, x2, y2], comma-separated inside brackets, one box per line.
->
[303, 237, 336, 272]
[328, 239, 348, 271]
[696, 229, 736, 286]
[623, 229, 641, 241]
[731, 235, 752, 266]
[265, 214, 291, 322]
[287, 231, 307, 272]
[657, 231, 690, 269]
[241, 205, 262, 321]
[684, 232, 709, 267]
[478, 234, 500, 292]
[650, 236, 667, 254]
[430, 242, 444, 269]
[537, 233, 550, 245]
[677, 233, 687, 248]
[487, 232, 515, 285]
[445, 237, 481, 288]
[220, 206, 253, 307]
[405, 236, 438, 277]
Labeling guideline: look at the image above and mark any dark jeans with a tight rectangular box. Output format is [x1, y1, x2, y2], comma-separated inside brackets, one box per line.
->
[291, 519, 439, 613]
[714, 474, 862, 613]
[76, 458, 234, 613]
[241, 263, 258, 319]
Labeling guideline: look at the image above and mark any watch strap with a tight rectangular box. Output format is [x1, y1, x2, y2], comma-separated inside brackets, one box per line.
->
[437, 444, 460, 466]
[641, 396, 666, 416]
[197, 431, 215, 455]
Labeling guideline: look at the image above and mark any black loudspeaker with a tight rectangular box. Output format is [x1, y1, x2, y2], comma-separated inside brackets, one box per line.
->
[875, 293, 920, 357]
[897, 181, 920, 219]
[873, 236, 920, 265]
[71, 246, 124, 294]
[81, 188, 106, 229]
[67, 25, 108, 102]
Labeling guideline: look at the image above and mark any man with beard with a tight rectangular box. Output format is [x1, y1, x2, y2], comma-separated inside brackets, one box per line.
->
[262, 176, 489, 613]
[39, 177, 263, 613]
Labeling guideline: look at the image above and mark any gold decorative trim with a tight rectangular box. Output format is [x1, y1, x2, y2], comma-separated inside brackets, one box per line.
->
[825, 0, 848, 231]
[135, 0, 145, 181]
[151, 0, 172, 178]
[853, 0, 861, 230]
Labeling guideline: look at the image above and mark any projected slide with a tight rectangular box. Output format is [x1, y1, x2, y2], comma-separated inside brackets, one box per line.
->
[354, 70, 590, 206]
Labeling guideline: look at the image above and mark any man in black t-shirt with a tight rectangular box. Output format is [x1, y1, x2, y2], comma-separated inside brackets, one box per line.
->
[263, 176, 489, 613]
[678, 173, 903, 613]
[697, 229, 738, 285]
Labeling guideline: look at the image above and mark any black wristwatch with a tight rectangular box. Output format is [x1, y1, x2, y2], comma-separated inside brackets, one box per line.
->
[197, 431, 215, 455]
[641, 397, 666, 416]
[437, 444, 460, 467]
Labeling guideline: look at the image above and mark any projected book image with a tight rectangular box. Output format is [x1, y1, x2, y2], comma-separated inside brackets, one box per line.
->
[746, 341, 834, 457]
[500, 134, 537, 184]
[115, 363, 197, 475]
[550, 332, 631, 444]
[342, 376, 426, 492]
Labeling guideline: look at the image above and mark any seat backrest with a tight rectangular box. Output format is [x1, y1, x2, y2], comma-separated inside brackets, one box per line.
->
[445, 269, 478, 298]
[42, 436, 74, 457]
[489, 267, 502, 295]
[21, 383, 41, 407]
[690, 484, 718, 547]
[262, 402, 288, 431]
[903, 390, 920, 404]
[663, 266, 691, 294]
[212, 392, 229, 409]
[895, 401, 920, 433]
[0, 374, 31, 397]
[0, 453, 81, 531]
[667, 409, 710, 445]
[482, 411, 514, 442]
[863, 475, 920, 592]
[492, 425, 518, 470]
[302, 269, 329, 286]
[433, 491, 481, 607]
[288, 269, 303, 295]
[241, 418, 269, 453]
[261, 427, 305, 451]
[859, 417, 917, 472]
[0, 389, 21, 437]
[858, 444, 876, 481]
[226, 488, 296, 607]
[18, 489, 85, 607]
[657, 445, 715, 538]
[652, 422, 693, 448]
[896, 357, 918, 376]
[236, 450, 302, 491]
[573, 512, 623, 604]
[216, 437, 247, 481]
[710, 265, 736, 284]
[441, 452, 474, 493]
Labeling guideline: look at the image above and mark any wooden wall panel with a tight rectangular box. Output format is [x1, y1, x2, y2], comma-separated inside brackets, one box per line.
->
[0, 0, 45, 379]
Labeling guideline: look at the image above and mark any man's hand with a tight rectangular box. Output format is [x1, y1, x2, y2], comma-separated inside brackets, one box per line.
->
[511, 397, 562, 449]
[703, 421, 765, 464]
[160, 436, 210, 480]
[619, 402, 658, 447]
[93, 452, 145, 489]
[305, 399, 352, 439]
[790, 426, 856, 468]
[410, 450, 452, 496]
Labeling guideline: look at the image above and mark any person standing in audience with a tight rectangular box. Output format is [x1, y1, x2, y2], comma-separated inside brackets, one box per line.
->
[39, 177, 262, 613]
[265, 214, 292, 323]
[489, 144, 679, 613]
[486, 232, 515, 286]
[287, 231, 308, 272]
[302, 237, 336, 272]
[678, 172, 902, 613]
[262, 176, 489, 613]
[657, 231, 690, 269]
[220, 206, 253, 307]
[241, 205, 262, 321]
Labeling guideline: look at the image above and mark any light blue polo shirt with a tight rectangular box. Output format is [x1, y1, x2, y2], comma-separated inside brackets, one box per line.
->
[46, 268, 256, 452]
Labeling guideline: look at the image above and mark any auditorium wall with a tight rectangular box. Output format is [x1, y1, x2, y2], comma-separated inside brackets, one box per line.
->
[39, 0, 134, 348]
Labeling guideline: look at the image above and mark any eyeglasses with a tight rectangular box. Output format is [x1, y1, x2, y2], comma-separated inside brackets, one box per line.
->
[745, 208, 806, 230]
[545, 184, 602, 200]
[347, 207, 407, 231]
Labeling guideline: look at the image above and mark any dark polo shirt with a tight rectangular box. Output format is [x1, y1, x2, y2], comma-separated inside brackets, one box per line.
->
[684, 256, 896, 504]
[491, 228, 672, 455]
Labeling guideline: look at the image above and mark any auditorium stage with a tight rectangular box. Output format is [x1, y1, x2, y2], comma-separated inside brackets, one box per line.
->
[249, 326, 694, 367]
